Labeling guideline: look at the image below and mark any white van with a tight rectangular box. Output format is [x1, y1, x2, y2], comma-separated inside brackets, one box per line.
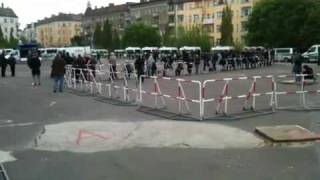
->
[303, 45, 320, 62]
[274, 48, 295, 62]
[211, 46, 234, 54]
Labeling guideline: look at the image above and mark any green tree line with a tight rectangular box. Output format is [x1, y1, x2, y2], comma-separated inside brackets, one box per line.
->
[0, 25, 18, 48]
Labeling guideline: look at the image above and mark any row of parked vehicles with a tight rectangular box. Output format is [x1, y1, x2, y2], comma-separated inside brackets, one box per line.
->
[273, 45, 320, 63]
[118, 45, 320, 63]
[3, 45, 108, 63]
[3, 44, 320, 63]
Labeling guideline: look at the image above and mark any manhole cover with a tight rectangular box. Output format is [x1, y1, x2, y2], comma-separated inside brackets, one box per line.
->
[255, 125, 320, 142]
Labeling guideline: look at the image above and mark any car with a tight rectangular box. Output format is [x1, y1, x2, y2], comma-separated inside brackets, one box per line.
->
[274, 48, 295, 62]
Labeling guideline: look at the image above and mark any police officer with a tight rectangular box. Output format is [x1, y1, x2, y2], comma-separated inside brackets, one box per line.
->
[0, 51, 6, 77]
[7, 53, 16, 77]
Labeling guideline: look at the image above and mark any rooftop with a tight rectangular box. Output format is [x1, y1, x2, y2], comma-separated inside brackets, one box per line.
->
[36, 13, 82, 26]
[0, 6, 18, 18]
[84, 3, 132, 17]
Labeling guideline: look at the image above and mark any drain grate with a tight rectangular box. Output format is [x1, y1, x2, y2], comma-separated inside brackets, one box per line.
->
[0, 164, 10, 180]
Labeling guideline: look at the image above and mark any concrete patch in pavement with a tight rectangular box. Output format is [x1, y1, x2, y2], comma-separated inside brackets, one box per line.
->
[256, 125, 320, 142]
[34, 120, 264, 153]
[0, 151, 16, 163]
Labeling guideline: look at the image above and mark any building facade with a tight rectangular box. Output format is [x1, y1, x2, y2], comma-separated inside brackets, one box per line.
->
[0, 3, 19, 41]
[23, 23, 37, 43]
[83, 2, 131, 46]
[36, 13, 82, 47]
[130, 0, 170, 36]
[169, 0, 258, 45]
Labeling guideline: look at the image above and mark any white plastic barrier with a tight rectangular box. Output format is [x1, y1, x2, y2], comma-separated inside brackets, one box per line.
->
[275, 73, 320, 110]
[139, 76, 203, 119]
[202, 76, 275, 119]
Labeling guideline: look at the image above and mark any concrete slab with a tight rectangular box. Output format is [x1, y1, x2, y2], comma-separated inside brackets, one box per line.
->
[255, 125, 320, 142]
[34, 120, 264, 153]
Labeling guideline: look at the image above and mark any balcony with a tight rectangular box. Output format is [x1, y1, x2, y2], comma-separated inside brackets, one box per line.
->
[152, 12, 159, 17]
[168, 11, 175, 16]
[203, 18, 214, 25]
[168, 22, 175, 27]
[152, 24, 159, 28]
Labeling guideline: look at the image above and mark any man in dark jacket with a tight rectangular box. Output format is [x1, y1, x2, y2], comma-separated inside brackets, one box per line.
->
[134, 55, 145, 83]
[7, 54, 16, 77]
[51, 53, 66, 93]
[27, 51, 41, 86]
[0, 51, 6, 77]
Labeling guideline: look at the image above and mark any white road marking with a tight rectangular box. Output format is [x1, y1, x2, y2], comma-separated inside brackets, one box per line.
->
[0, 120, 13, 124]
[34, 120, 264, 153]
[49, 101, 57, 107]
[0, 122, 36, 128]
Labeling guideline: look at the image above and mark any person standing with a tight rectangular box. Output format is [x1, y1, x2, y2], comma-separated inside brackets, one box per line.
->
[109, 52, 117, 80]
[194, 54, 200, 74]
[292, 52, 303, 82]
[27, 51, 41, 86]
[0, 51, 7, 77]
[51, 53, 66, 93]
[7, 54, 16, 77]
[135, 55, 145, 83]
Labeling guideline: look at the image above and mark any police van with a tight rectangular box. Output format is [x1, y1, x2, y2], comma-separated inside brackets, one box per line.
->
[302, 45, 320, 62]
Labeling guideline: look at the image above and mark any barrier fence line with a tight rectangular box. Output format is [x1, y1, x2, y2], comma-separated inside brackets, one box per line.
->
[65, 64, 320, 120]
[139, 75, 202, 119]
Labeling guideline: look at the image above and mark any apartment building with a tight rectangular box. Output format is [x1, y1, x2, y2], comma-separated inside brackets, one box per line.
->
[83, 2, 132, 44]
[169, 0, 258, 44]
[0, 3, 19, 40]
[36, 13, 82, 47]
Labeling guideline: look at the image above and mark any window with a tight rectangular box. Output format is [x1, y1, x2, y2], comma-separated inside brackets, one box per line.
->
[177, 4, 184, 10]
[241, 7, 252, 17]
[10, 18, 13, 23]
[241, 0, 251, 3]
[216, 11, 223, 18]
[241, 21, 247, 32]
[308, 47, 316, 53]
[217, 25, 221, 32]
[4, 18, 7, 23]
[193, 15, 200, 23]
[178, 15, 184, 23]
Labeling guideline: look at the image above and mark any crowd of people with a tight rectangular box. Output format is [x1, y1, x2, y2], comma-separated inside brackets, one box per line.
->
[1, 48, 318, 94]
[132, 49, 273, 81]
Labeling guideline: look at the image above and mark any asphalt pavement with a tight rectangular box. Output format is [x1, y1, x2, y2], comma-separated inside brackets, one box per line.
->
[0, 61, 320, 180]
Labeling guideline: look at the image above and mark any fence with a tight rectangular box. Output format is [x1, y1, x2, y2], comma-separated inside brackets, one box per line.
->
[138, 75, 202, 120]
[65, 64, 320, 121]
[202, 75, 275, 120]
[275, 73, 320, 111]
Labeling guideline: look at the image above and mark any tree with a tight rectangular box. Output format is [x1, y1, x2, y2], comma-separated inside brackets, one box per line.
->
[112, 30, 121, 50]
[174, 26, 212, 52]
[220, 5, 233, 46]
[102, 20, 113, 50]
[163, 26, 177, 47]
[71, 35, 89, 46]
[93, 23, 102, 48]
[122, 23, 161, 47]
[246, 0, 320, 50]
[8, 28, 18, 48]
[0, 25, 7, 48]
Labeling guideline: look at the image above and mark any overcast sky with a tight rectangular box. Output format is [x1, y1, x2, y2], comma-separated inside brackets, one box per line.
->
[1, 0, 139, 29]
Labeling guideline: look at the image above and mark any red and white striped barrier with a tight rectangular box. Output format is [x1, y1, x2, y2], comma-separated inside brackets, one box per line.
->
[202, 75, 275, 118]
[139, 75, 202, 118]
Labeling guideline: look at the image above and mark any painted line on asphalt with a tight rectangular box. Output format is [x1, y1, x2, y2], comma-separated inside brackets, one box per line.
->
[0, 122, 36, 128]
[49, 101, 57, 107]
[0, 120, 13, 125]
